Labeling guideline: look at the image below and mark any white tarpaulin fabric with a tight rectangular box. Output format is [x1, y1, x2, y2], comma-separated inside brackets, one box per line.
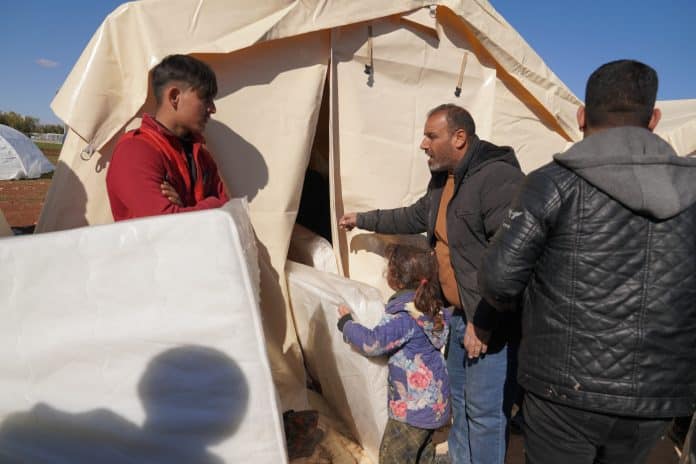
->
[329, 7, 577, 292]
[35, 0, 584, 414]
[287, 224, 339, 275]
[655, 99, 696, 157]
[0, 124, 54, 180]
[0, 201, 287, 463]
[331, 8, 493, 288]
[286, 261, 388, 463]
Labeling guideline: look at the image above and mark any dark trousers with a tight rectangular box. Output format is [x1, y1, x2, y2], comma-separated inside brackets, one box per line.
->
[379, 418, 435, 463]
[522, 391, 669, 464]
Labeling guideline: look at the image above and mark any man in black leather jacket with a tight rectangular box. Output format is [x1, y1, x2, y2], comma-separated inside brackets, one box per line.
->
[479, 60, 696, 464]
[340, 104, 524, 464]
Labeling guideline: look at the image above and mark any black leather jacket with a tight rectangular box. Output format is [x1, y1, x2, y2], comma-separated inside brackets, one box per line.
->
[480, 127, 696, 417]
[357, 135, 524, 350]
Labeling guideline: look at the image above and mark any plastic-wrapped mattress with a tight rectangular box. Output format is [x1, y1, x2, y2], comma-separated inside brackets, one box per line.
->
[287, 224, 338, 275]
[0, 200, 286, 463]
[286, 260, 388, 463]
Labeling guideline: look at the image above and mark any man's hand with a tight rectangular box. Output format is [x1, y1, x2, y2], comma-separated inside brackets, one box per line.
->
[338, 213, 358, 231]
[463, 323, 490, 359]
[161, 181, 183, 206]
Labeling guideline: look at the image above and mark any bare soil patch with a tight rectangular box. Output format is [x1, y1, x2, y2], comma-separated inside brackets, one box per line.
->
[0, 142, 59, 229]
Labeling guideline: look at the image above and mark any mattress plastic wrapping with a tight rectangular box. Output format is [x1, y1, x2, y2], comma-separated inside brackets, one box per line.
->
[286, 261, 388, 463]
[287, 224, 339, 275]
[0, 200, 287, 463]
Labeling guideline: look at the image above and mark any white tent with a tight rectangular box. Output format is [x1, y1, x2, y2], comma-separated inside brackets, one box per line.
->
[35, 1, 582, 414]
[0, 125, 54, 180]
[655, 99, 696, 157]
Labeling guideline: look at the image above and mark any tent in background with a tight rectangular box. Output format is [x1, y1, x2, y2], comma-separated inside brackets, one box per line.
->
[35, 2, 582, 418]
[0, 125, 54, 180]
[655, 99, 696, 157]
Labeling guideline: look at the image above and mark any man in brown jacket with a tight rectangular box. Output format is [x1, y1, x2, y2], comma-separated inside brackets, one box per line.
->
[340, 104, 524, 464]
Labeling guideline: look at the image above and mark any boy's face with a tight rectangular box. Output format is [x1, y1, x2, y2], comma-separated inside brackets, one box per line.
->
[175, 87, 216, 137]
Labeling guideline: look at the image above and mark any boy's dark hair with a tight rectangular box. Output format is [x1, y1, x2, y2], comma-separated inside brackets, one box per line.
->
[151, 54, 218, 104]
[585, 60, 658, 129]
[386, 244, 445, 332]
[428, 103, 476, 136]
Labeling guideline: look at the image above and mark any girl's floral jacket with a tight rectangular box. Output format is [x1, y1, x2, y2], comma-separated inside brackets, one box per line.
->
[341, 290, 451, 429]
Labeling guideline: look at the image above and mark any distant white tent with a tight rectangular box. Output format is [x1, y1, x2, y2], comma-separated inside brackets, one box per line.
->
[0, 124, 54, 180]
[655, 99, 696, 157]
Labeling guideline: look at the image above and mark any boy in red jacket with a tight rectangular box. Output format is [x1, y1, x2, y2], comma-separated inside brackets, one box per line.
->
[106, 54, 228, 221]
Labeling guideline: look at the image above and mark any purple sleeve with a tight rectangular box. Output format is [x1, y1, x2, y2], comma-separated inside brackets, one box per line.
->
[342, 312, 414, 357]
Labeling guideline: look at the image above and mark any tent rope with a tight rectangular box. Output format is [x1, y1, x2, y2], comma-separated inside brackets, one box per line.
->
[364, 25, 374, 75]
[455, 52, 468, 97]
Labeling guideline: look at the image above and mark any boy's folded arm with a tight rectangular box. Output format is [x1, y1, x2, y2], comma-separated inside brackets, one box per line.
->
[108, 139, 226, 219]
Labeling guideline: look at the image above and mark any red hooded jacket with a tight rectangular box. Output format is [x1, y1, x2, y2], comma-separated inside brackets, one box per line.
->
[106, 114, 229, 221]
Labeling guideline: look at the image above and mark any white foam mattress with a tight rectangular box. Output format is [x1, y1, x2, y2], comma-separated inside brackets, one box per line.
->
[0, 201, 286, 463]
[286, 260, 388, 463]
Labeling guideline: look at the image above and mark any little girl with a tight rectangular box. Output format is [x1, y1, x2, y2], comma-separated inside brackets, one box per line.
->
[337, 244, 450, 464]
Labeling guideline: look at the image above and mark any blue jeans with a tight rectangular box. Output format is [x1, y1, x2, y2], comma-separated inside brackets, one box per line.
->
[447, 314, 518, 464]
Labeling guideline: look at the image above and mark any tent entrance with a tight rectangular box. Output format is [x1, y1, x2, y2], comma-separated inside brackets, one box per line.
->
[295, 74, 331, 244]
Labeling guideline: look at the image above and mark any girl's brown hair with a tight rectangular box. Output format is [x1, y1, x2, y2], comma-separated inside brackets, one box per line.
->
[386, 244, 444, 332]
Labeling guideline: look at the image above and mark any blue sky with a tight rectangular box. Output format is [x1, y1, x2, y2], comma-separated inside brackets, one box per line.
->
[491, 0, 696, 103]
[0, 1, 694, 125]
[0, 1, 123, 124]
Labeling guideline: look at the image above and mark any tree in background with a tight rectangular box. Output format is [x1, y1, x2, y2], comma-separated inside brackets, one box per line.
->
[0, 111, 63, 135]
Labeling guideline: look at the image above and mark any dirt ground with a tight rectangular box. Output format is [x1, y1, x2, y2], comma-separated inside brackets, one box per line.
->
[0, 143, 58, 229]
[0, 177, 52, 228]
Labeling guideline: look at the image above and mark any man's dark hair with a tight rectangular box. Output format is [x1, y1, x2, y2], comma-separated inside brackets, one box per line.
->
[151, 54, 218, 104]
[428, 103, 476, 136]
[585, 60, 658, 129]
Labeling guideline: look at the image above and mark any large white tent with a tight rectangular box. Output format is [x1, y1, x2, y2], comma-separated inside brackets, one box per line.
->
[35, 1, 582, 415]
[0, 124, 54, 180]
[654, 99, 696, 156]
